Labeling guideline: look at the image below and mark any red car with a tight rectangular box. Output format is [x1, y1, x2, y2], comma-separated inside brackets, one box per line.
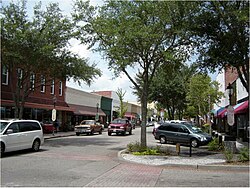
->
[108, 118, 132, 136]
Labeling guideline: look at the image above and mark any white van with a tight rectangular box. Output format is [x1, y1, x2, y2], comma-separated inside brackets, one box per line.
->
[0, 119, 44, 155]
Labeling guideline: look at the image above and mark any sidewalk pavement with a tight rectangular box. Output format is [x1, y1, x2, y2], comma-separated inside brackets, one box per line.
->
[43, 131, 249, 171]
[44, 131, 76, 140]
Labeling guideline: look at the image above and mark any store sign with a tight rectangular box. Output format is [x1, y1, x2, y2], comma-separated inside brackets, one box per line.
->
[227, 105, 234, 126]
[52, 109, 57, 122]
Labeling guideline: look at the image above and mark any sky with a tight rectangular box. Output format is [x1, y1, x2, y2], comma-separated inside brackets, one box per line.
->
[3, 0, 218, 102]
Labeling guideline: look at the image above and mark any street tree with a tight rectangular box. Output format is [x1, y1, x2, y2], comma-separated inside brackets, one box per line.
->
[189, 1, 249, 92]
[73, 0, 193, 147]
[1, 1, 101, 118]
[116, 88, 128, 118]
[149, 63, 195, 120]
[187, 74, 224, 117]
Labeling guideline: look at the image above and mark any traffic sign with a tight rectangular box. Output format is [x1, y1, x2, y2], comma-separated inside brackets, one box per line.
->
[227, 105, 234, 126]
[52, 109, 57, 121]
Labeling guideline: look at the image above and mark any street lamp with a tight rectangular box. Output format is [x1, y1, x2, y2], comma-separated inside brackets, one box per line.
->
[226, 83, 233, 105]
[52, 95, 57, 135]
[96, 103, 99, 121]
[53, 95, 57, 109]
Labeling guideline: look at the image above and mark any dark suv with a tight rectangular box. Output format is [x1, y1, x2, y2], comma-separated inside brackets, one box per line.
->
[108, 118, 132, 136]
[154, 123, 212, 147]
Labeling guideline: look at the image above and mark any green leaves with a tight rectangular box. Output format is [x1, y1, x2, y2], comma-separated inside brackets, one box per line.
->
[1, 0, 101, 84]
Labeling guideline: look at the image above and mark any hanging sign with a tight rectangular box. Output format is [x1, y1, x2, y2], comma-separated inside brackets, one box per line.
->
[227, 105, 234, 126]
[52, 109, 57, 122]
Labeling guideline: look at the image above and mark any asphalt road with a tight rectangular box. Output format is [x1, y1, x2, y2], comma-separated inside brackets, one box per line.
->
[1, 127, 249, 187]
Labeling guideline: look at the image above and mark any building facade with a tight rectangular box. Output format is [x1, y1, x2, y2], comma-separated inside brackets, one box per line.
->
[1, 65, 72, 131]
[214, 67, 249, 141]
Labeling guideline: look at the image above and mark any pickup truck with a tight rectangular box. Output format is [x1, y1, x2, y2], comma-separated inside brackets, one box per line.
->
[75, 120, 103, 136]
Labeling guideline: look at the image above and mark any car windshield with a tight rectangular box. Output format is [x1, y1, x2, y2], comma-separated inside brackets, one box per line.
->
[184, 124, 202, 133]
[111, 119, 126, 124]
[0, 121, 9, 133]
[81, 120, 95, 125]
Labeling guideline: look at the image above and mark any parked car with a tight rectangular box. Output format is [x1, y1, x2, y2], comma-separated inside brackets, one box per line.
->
[108, 118, 132, 136]
[152, 121, 162, 136]
[40, 120, 54, 133]
[154, 123, 212, 147]
[75, 120, 103, 136]
[146, 121, 155, 127]
[0, 119, 44, 155]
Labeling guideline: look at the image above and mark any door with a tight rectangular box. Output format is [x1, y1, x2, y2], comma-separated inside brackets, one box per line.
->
[4, 123, 25, 152]
[177, 126, 190, 144]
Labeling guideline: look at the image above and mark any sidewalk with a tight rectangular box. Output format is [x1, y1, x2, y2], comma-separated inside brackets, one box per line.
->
[44, 131, 75, 140]
[43, 131, 249, 171]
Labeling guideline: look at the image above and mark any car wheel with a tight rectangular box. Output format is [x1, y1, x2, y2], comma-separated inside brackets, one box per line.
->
[160, 136, 166, 144]
[191, 138, 199, 148]
[76, 133, 80, 136]
[0, 142, 5, 157]
[108, 132, 112, 136]
[122, 132, 126, 136]
[32, 139, 40, 152]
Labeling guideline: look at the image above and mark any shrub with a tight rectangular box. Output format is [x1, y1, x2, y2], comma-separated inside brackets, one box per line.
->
[202, 123, 210, 133]
[127, 141, 147, 153]
[224, 149, 234, 163]
[208, 138, 224, 151]
[238, 147, 249, 162]
[127, 142, 169, 155]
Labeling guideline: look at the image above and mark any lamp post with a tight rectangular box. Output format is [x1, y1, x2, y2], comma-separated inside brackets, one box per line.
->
[226, 83, 234, 136]
[53, 95, 57, 109]
[52, 95, 57, 135]
[96, 103, 99, 121]
[226, 83, 233, 105]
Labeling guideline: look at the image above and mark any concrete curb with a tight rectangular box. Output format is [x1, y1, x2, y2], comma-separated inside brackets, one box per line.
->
[118, 149, 249, 172]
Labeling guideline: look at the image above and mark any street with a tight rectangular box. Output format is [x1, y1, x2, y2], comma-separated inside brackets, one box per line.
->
[1, 127, 249, 187]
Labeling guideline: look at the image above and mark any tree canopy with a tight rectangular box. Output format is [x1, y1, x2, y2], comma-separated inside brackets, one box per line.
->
[1, 0, 101, 118]
[73, 0, 193, 147]
[189, 1, 249, 92]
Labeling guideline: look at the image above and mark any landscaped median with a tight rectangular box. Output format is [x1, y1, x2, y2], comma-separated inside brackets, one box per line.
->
[118, 140, 249, 171]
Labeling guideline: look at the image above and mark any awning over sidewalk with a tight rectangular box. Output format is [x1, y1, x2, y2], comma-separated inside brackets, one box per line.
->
[68, 104, 106, 116]
[214, 107, 226, 118]
[1, 99, 73, 112]
[234, 100, 249, 114]
[217, 108, 227, 118]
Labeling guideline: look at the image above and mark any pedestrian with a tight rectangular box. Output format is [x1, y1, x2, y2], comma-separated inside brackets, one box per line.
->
[53, 120, 59, 135]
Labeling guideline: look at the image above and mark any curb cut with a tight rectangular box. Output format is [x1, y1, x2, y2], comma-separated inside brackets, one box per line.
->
[118, 149, 249, 172]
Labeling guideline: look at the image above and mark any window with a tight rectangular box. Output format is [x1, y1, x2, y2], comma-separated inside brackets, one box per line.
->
[41, 75, 45, 93]
[50, 80, 54, 94]
[59, 81, 62, 96]
[2, 66, 8, 85]
[17, 68, 23, 88]
[19, 122, 32, 132]
[7, 123, 19, 133]
[165, 125, 179, 132]
[30, 73, 35, 91]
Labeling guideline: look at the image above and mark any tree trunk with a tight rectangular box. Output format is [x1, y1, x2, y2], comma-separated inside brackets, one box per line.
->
[140, 91, 148, 148]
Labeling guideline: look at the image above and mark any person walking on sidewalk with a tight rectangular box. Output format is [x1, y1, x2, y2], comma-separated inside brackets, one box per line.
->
[52, 120, 59, 135]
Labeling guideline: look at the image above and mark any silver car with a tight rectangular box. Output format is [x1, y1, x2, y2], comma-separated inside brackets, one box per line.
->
[0, 119, 44, 155]
[154, 123, 212, 147]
